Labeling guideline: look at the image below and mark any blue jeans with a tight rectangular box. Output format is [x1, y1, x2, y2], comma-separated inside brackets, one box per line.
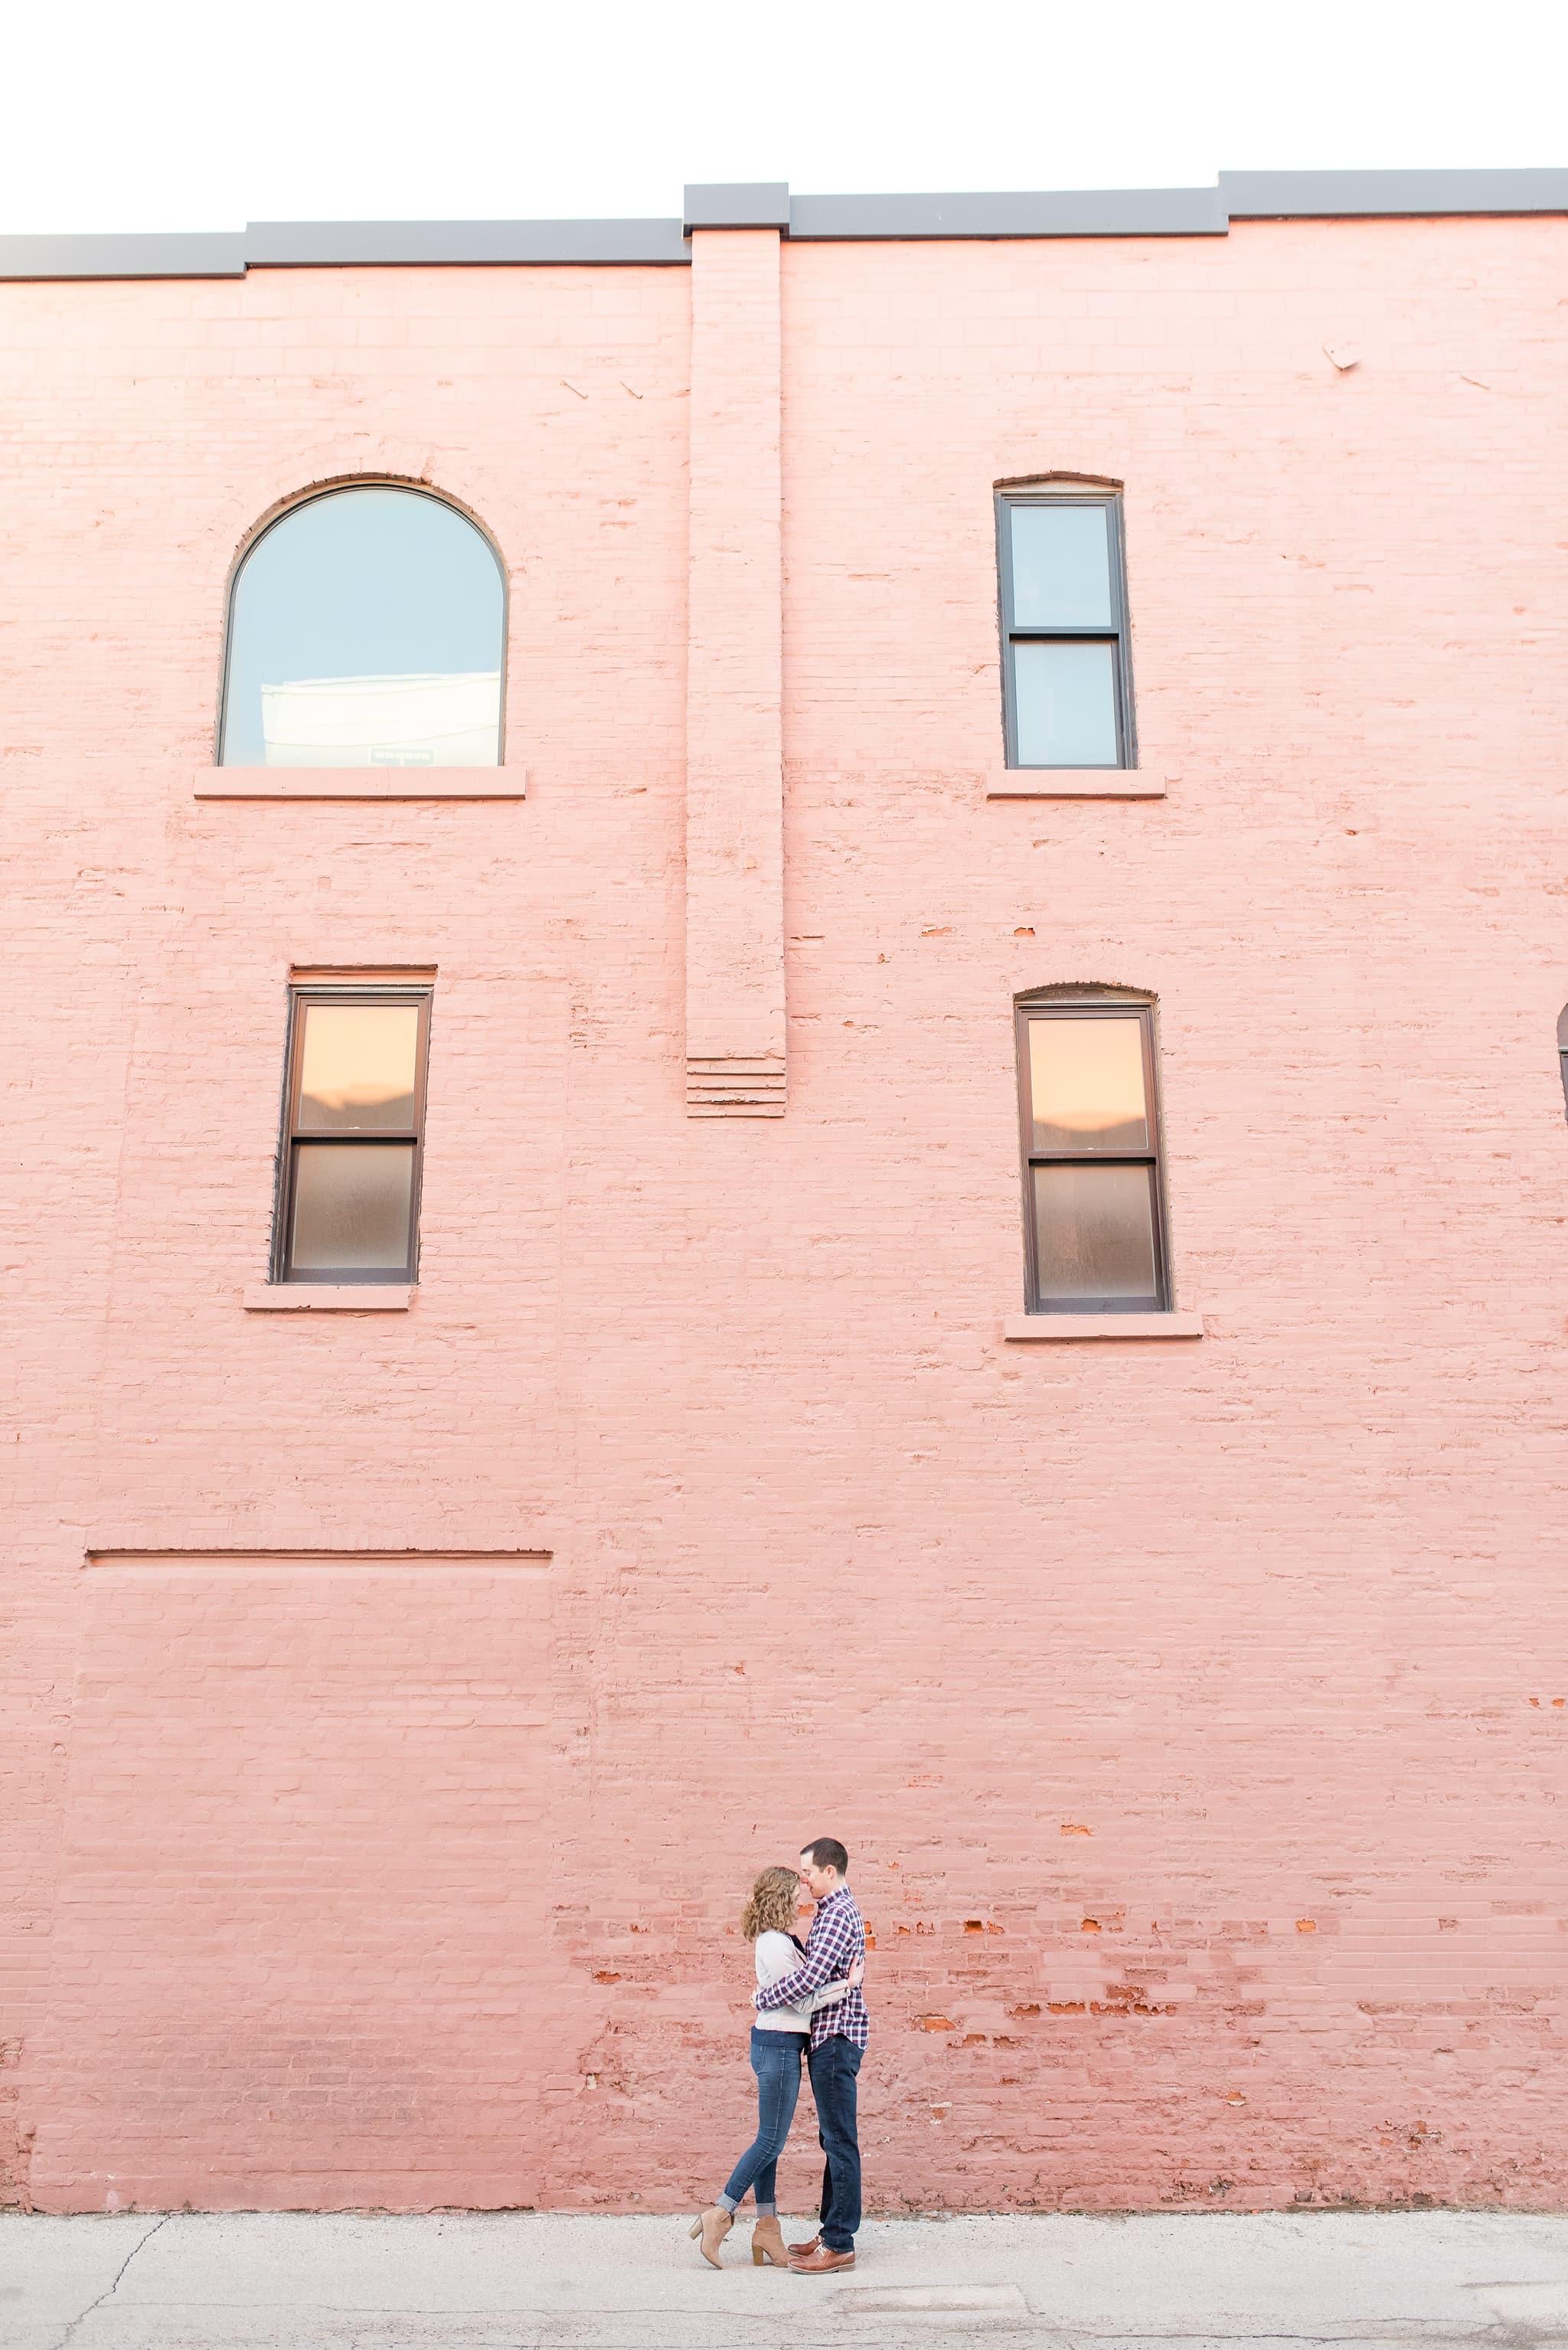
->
[808, 2032, 862, 2250]
[718, 2028, 806, 2214]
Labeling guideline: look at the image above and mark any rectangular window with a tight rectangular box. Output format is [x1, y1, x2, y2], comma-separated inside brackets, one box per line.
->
[1016, 999, 1169, 1312]
[273, 987, 431, 1283]
[998, 492, 1133, 768]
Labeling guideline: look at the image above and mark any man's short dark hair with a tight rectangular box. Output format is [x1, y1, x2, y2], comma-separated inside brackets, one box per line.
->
[802, 1836, 849, 1876]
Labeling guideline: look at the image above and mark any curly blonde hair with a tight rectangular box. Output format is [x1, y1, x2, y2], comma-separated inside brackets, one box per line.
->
[742, 1865, 802, 1941]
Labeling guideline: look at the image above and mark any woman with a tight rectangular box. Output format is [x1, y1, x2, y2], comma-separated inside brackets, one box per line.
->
[689, 1865, 863, 2268]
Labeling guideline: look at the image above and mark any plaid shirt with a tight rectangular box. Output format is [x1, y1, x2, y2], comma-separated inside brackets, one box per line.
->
[753, 1884, 869, 2050]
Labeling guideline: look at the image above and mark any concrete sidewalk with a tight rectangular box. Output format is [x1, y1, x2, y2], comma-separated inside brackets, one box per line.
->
[6, 2209, 1568, 2350]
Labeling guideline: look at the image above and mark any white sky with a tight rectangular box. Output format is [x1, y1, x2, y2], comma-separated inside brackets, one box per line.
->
[5, 0, 1565, 235]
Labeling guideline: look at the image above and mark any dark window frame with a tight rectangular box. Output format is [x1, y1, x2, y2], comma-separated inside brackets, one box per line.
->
[216, 479, 510, 770]
[1015, 994, 1171, 1313]
[271, 984, 433, 1285]
[997, 489, 1135, 770]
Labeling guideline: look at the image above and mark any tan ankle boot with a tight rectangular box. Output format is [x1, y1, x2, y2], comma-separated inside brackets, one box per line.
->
[750, 2215, 787, 2267]
[688, 2205, 733, 2267]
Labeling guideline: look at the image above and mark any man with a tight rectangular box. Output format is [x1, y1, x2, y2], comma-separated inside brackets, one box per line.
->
[753, 1835, 867, 2274]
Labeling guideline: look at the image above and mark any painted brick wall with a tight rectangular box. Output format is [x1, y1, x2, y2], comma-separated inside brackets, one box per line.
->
[2, 215, 1566, 2215]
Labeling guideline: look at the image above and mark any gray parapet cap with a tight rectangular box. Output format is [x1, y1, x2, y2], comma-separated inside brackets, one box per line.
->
[244, 217, 692, 266]
[5, 171, 1568, 282]
[0, 230, 247, 279]
[1220, 167, 1568, 217]
[788, 186, 1228, 239]
[684, 183, 792, 233]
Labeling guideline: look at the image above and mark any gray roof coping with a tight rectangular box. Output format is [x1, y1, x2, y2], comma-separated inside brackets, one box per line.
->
[0, 230, 247, 279]
[2, 172, 1566, 281]
[1220, 167, 1568, 217]
[684, 182, 792, 233]
[243, 217, 691, 266]
[787, 186, 1227, 238]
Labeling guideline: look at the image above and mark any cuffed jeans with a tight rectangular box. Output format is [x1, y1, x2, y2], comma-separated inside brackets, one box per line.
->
[807, 2032, 863, 2251]
[717, 2028, 807, 2215]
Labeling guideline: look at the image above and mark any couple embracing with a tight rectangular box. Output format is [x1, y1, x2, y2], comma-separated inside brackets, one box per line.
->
[691, 1835, 867, 2275]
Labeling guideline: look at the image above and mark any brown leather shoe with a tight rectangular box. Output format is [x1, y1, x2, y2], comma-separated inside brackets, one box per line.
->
[786, 2234, 821, 2257]
[789, 2244, 855, 2273]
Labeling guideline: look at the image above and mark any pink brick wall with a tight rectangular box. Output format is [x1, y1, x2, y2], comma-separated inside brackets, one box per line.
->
[3, 215, 1567, 2214]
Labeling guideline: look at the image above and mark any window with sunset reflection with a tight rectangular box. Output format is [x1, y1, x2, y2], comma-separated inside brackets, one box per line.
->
[297, 1005, 421, 1132]
[273, 990, 431, 1283]
[1016, 996, 1170, 1312]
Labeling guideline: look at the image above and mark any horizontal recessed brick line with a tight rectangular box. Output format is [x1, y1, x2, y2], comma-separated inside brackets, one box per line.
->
[83, 1548, 552, 1572]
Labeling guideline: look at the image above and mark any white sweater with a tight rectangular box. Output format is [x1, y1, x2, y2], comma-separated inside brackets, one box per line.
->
[752, 1928, 850, 2035]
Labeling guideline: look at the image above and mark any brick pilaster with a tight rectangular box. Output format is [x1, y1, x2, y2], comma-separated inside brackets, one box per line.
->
[684, 227, 785, 1115]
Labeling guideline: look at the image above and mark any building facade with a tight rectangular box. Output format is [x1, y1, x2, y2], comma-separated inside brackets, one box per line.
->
[3, 172, 1567, 2215]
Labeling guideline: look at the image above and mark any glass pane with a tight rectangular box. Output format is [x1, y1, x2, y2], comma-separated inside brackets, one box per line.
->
[297, 1004, 420, 1133]
[290, 1143, 414, 1273]
[1033, 1163, 1158, 1306]
[1028, 1015, 1148, 1152]
[221, 487, 504, 768]
[1009, 503, 1114, 628]
[1013, 640, 1119, 766]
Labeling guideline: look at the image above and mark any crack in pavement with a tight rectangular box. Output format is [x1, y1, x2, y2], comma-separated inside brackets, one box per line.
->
[47, 2212, 172, 2350]
[32, 2322, 1518, 2350]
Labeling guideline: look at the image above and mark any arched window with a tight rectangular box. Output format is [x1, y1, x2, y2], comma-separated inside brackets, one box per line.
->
[1559, 1005, 1568, 1119]
[219, 484, 505, 769]
[1016, 988, 1171, 1312]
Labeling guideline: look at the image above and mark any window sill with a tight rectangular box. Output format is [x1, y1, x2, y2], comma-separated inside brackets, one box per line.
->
[987, 770, 1166, 799]
[1004, 1312, 1203, 1340]
[196, 768, 526, 801]
[244, 1284, 414, 1311]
